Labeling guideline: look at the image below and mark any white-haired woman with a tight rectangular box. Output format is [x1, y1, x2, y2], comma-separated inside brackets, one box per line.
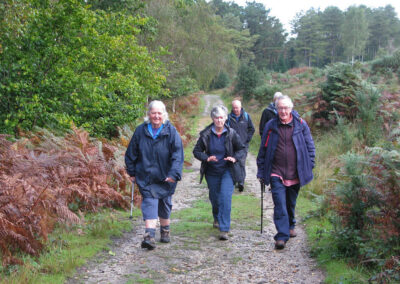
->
[125, 100, 184, 250]
[193, 105, 245, 240]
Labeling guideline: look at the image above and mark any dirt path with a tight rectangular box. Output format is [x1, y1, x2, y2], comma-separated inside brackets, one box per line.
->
[67, 94, 325, 283]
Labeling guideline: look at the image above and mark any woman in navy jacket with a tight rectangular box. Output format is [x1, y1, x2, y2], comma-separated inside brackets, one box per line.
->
[193, 105, 245, 241]
[257, 95, 315, 250]
[125, 100, 183, 250]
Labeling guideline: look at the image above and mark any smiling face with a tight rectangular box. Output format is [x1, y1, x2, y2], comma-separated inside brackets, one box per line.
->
[149, 106, 163, 128]
[277, 98, 293, 123]
[232, 101, 241, 116]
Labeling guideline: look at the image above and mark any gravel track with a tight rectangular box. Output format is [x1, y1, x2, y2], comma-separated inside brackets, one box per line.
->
[67, 94, 325, 284]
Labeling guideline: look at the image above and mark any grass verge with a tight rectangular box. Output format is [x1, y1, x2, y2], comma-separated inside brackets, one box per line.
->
[0, 208, 141, 284]
[297, 196, 370, 283]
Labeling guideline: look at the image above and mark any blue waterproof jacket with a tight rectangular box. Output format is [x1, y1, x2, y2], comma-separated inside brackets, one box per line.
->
[125, 121, 184, 198]
[256, 113, 315, 187]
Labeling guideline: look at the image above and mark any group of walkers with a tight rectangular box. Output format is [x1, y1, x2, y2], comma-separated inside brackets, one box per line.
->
[125, 93, 315, 251]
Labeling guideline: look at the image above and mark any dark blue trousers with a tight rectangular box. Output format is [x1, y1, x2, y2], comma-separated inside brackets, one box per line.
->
[205, 170, 234, 232]
[270, 176, 300, 241]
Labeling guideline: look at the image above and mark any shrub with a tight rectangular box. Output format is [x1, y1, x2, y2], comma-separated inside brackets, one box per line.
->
[329, 143, 400, 282]
[168, 76, 199, 98]
[234, 63, 262, 101]
[371, 50, 400, 74]
[355, 83, 382, 146]
[310, 63, 365, 127]
[209, 71, 230, 89]
[253, 84, 280, 104]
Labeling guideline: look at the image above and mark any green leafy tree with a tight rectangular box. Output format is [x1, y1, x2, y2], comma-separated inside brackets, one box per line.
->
[142, 0, 238, 91]
[0, 0, 166, 137]
[341, 6, 369, 64]
[321, 6, 344, 64]
[242, 2, 286, 70]
[366, 5, 400, 59]
[292, 8, 326, 67]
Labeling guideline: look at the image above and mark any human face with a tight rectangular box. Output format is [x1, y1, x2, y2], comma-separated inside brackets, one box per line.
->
[232, 102, 241, 116]
[212, 115, 226, 131]
[149, 106, 163, 128]
[277, 99, 293, 123]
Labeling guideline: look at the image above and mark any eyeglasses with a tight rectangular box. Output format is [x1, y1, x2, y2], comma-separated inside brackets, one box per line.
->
[277, 106, 292, 111]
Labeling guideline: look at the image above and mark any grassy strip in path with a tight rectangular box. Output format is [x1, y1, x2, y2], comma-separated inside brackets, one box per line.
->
[172, 193, 261, 239]
[0, 208, 141, 284]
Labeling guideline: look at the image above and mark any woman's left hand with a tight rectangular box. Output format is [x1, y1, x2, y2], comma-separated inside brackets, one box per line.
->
[224, 156, 236, 163]
[165, 177, 176, 183]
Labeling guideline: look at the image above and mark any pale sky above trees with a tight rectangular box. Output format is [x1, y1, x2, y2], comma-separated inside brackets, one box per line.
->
[230, 0, 400, 32]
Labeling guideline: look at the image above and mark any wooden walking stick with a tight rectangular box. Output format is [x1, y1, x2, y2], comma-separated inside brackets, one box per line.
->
[130, 183, 134, 219]
[260, 180, 265, 233]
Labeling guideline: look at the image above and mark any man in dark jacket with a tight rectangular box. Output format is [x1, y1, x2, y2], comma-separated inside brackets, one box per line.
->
[125, 100, 184, 250]
[259, 92, 283, 137]
[257, 95, 315, 250]
[228, 100, 255, 191]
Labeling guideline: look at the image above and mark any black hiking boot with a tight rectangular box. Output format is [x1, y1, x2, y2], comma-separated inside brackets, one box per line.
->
[160, 229, 170, 243]
[141, 233, 156, 250]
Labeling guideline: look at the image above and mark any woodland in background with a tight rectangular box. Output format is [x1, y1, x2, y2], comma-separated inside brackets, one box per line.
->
[2, 0, 400, 137]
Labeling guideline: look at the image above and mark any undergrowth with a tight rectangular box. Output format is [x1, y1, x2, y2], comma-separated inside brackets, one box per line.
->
[0, 208, 140, 284]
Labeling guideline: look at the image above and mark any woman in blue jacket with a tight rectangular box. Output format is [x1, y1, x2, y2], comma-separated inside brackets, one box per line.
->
[125, 100, 184, 250]
[257, 95, 315, 250]
[193, 105, 245, 241]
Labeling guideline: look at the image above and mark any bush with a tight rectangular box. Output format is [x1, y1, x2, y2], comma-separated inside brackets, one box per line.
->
[234, 63, 262, 101]
[168, 76, 199, 97]
[371, 50, 400, 74]
[329, 144, 400, 282]
[209, 71, 230, 89]
[310, 63, 365, 127]
[253, 84, 280, 104]
[355, 83, 382, 146]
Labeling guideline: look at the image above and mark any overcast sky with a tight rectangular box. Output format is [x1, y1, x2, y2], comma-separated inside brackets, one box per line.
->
[230, 0, 400, 33]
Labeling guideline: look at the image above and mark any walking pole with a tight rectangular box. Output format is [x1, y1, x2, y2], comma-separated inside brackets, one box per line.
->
[130, 183, 134, 219]
[260, 180, 265, 234]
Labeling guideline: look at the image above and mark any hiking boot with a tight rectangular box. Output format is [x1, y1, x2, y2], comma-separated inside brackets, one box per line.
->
[213, 220, 219, 229]
[275, 240, 285, 250]
[141, 233, 156, 250]
[238, 183, 244, 192]
[289, 229, 297, 238]
[160, 230, 170, 243]
[219, 231, 229, 241]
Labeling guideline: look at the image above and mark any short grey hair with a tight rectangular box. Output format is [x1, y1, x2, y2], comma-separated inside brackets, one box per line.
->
[232, 100, 241, 107]
[273, 92, 284, 102]
[144, 100, 169, 124]
[276, 95, 294, 108]
[210, 105, 228, 120]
